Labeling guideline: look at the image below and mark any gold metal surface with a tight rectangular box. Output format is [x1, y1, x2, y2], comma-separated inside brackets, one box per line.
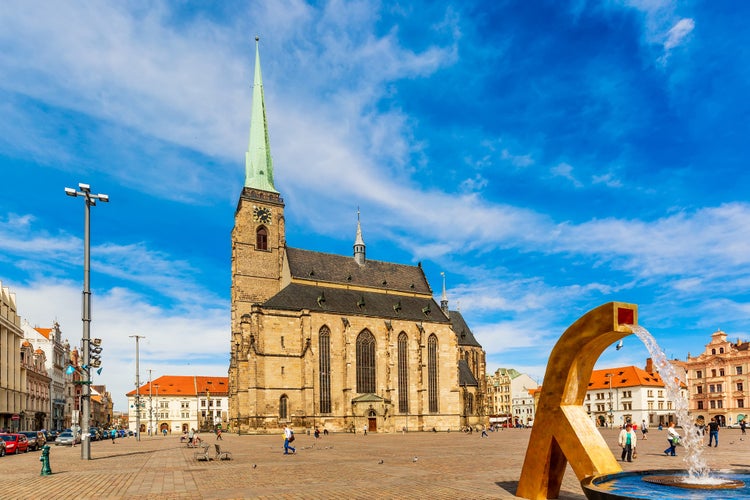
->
[516, 302, 638, 500]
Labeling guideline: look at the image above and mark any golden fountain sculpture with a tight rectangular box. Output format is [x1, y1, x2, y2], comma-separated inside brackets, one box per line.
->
[516, 302, 637, 500]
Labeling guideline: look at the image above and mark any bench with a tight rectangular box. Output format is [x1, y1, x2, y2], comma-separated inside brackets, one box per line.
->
[194, 443, 211, 461]
[215, 444, 232, 460]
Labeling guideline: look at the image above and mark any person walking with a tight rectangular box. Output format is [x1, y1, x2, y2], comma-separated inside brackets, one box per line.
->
[216, 428, 223, 440]
[740, 420, 747, 435]
[283, 424, 296, 455]
[664, 421, 679, 456]
[708, 417, 720, 447]
[640, 420, 648, 440]
[618, 423, 637, 462]
[110, 428, 116, 444]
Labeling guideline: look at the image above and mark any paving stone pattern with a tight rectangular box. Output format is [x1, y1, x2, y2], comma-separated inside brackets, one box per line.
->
[1, 428, 748, 499]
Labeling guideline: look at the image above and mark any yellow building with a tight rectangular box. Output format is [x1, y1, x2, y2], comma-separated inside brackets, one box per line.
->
[228, 41, 486, 434]
[0, 281, 24, 432]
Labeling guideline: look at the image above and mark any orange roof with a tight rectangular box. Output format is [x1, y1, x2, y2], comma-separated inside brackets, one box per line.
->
[126, 375, 228, 397]
[588, 366, 671, 390]
[34, 327, 52, 339]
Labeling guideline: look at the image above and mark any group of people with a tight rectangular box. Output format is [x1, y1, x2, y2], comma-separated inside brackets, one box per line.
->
[619, 417, 726, 460]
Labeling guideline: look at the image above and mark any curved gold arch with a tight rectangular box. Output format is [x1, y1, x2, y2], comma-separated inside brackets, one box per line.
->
[516, 302, 637, 500]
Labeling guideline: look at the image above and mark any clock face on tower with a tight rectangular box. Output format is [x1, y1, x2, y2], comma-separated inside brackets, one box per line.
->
[253, 206, 272, 224]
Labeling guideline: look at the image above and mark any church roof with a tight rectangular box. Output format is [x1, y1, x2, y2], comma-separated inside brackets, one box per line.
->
[447, 311, 481, 347]
[458, 359, 479, 386]
[286, 247, 432, 295]
[264, 283, 450, 323]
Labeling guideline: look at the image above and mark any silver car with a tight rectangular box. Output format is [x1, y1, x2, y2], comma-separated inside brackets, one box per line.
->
[55, 431, 81, 446]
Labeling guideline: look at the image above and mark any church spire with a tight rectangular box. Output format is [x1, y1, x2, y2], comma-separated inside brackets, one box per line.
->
[353, 208, 366, 265]
[440, 272, 449, 313]
[244, 36, 278, 193]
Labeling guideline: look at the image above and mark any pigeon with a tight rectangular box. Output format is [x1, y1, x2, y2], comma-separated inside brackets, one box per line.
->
[378, 459, 384, 464]
[412, 456, 418, 463]
[615, 340, 623, 351]
[253, 464, 257, 469]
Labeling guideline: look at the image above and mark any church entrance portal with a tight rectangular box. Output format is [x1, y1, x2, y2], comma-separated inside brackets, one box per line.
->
[368, 410, 377, 433]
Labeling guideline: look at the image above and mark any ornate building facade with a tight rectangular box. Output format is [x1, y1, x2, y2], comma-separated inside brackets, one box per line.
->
[682, 329, 750, 427]
[23, 321, 68, 431]
[228, 41, 486, 434]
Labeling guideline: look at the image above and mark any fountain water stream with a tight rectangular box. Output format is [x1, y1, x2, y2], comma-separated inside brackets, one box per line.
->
[631, 324, 739, 487]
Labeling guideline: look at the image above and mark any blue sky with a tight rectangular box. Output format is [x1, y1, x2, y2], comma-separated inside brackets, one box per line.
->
[3, 0, 750, 412]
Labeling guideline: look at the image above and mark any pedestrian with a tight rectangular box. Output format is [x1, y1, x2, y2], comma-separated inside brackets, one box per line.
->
[162, 428, 167, 437]
[708, 417, 720, 447]
[188, 428, 195, 446]
[363, 425, 367, 436]
[314, 427, 320, 439]
[216, 428, 223, 440]
[323, 428, 329, 436]
[283, 424, 296, 455]
[111, 428, 116, 444]
[664, 422, 679, 456]
[618, 423, 637, 462]
[481, 427, 488, 438]
[641, 420, 648, 440]
[741, 420, 747, 435]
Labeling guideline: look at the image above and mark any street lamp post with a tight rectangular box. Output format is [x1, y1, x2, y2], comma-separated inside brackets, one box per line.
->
[148, 369, 153, 437]
[65, 182, 109, 460]
[606, 373, 614, 427]
[154, 384, 159, 435]
[130, 334, 145, 441]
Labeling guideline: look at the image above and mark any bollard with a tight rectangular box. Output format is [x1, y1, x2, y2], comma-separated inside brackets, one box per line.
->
[39, 445, 52, 476]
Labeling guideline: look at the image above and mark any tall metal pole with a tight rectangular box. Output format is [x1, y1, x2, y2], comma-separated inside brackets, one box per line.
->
[148, 369, 153, 437]
[130, 334, 145, 441]
[65, 182, 108, 461]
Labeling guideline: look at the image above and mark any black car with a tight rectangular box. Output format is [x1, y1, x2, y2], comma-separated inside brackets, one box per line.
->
[19, 431, 44, 451]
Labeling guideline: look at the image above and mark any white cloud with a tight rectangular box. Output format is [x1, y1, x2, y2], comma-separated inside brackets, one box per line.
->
[659, 18, 695, 64]
[551, 162, 583, 187]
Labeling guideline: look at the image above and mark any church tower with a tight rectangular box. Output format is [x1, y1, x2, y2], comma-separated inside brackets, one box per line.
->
[231, 37, 285, 328]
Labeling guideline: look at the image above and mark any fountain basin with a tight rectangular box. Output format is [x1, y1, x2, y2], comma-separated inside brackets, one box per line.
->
[582, 469, 750, 500]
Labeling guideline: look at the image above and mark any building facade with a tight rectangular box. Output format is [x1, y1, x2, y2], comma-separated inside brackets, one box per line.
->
[0, 281, 24, 432]
[682, 329, 749, 427]
[228, 41, 486, 434]
[511, 373, 538, 427]
[585, 360, 686, 428]
[127, 376, 228, 435]
[22, 321, 68, 431]
[19, 340, 51, 430]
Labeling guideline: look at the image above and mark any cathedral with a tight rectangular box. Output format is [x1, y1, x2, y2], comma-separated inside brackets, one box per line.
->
[228, 40, 487, 434]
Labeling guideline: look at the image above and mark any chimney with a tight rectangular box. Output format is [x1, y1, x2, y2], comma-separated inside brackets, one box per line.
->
[645, 358, 654, 373]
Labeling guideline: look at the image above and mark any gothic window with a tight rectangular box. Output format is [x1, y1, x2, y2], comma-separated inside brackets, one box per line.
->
[356, 330, 376, 393]
[428, 334, 438, 413]
[256, 226, 268, 250]
[466, 392, 474, 415]
[398, 332, 408, 413]
[279, 394, 288, 420]
[319, 326, 331, 414]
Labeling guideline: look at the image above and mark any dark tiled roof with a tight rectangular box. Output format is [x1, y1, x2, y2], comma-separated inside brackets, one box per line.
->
[448, 311, 482, 347]
[286, 247, 432, 295]
[458, 359, 479, 386]
[263, 283, 450, 323]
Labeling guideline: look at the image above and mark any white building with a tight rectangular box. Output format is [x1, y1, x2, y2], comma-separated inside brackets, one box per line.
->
[511, 373, 538, 426]
[586, 359, 686, 428]
[126, 375, 228, 436]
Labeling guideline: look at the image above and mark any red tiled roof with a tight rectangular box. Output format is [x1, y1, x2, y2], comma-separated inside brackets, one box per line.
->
[34, 327, 52, 340]
[126, 375, 228, 397]
[587, 366, 678, 390]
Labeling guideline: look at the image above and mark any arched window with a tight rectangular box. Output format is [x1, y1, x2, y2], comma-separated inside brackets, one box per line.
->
[256, 226, 268, 250]
[319, 326, 331, 413]
[356, 330, 376, 393]
[398, 332, 409, 413]
[279, 394, 288, 420]
[466, 392, 474, 415]
[428, 334, 438, 413]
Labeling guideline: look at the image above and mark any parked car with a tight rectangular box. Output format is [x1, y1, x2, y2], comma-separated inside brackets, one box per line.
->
[55, 431, 81, 446]
[0, 440, 5, 457]
[19, 431, 44, 451]
[0, 433, 29, 454]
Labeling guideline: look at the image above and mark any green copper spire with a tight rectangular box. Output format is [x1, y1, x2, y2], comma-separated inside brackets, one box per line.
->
[244, 36, 278, 193]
